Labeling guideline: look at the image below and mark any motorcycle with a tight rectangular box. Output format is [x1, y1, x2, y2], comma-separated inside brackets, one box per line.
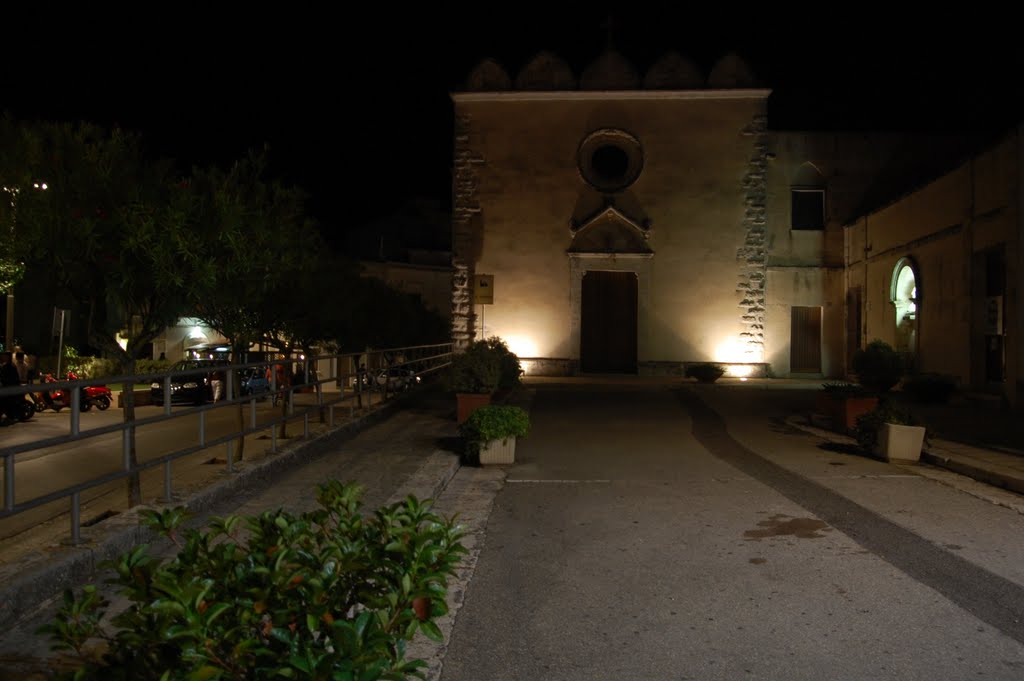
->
[66, 371, 112, 411]
[34, 373, 66, 412]
[34, 373, 89, 413]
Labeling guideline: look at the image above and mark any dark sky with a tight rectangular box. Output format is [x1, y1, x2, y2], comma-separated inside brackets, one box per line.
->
[2, 7, 1021, 241]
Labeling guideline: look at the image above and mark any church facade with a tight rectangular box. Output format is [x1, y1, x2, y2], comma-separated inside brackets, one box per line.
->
[450, 50, 1021, 406]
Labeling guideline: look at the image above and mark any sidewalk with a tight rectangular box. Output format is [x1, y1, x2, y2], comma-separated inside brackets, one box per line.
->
[784, 391, 1024, 514]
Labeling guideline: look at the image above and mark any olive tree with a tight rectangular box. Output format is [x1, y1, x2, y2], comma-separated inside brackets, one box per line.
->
[5, 118, 210, 505]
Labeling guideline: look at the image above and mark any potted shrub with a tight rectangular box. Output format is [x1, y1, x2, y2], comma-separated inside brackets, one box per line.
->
[816, 382, 879, 433]
[684, 362, 725, 384]
[445, 341, 503, 423]
[854, 399, 927, 463]
[852, 339, 904, 394]
[459, 404, 530, 465]
[481, 336, 523, 396]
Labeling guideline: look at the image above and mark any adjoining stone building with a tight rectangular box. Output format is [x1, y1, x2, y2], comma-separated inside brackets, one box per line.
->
[450, 48, 1019, 405]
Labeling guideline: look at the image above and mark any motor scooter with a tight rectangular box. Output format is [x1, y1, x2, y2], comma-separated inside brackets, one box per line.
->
[66, 371, 112, 411]
[34, 373, 84, 413]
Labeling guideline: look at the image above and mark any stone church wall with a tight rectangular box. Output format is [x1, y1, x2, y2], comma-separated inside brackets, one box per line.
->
[452, 93, 771, 370]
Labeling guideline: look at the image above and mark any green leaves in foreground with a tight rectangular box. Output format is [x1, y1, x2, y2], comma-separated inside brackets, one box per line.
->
[38, 480, 466, 680]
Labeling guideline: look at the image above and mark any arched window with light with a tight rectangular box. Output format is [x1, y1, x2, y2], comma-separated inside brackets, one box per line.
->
[891, 257, 920, 356]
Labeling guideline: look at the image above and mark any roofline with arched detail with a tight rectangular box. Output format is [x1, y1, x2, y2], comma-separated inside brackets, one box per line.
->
[451, 89, 772, 103]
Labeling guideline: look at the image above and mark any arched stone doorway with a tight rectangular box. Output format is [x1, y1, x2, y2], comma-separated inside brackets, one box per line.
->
[891, 257, 920, 357]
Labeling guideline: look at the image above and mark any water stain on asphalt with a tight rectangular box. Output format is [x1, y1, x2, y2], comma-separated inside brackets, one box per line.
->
[744, 514, 831, 540]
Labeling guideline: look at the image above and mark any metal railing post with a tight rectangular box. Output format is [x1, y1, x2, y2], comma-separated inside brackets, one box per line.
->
[70, 387, 81, 436]
[4, 455, 13, 512]
[70, 492, 81, 545]
[163, 462, 173, 502]
[123, 427, 132, 470]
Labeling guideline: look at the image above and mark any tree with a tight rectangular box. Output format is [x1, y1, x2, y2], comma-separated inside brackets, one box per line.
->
[6, 118, 209, 505]
[188, 150, 320, 448]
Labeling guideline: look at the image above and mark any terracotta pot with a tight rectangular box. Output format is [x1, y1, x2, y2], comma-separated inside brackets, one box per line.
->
[817, 393, 878, 432]
[456, 392, 492, 424]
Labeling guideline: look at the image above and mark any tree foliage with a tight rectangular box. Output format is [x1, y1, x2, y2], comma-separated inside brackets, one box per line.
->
[1, 117, 207, 364]
[38, 481, 466, 680]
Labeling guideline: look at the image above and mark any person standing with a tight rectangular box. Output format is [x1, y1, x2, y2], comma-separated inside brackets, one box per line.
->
[210, 366, 225, 402]
[14, 352, 30, 385]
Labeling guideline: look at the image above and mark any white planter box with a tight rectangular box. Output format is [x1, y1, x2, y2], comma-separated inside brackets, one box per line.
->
[876, 423, 926, 463]
[479, 437, 516, 465]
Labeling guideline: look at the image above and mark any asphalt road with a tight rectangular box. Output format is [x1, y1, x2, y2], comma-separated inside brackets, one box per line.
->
[439, 382, 1024, 681]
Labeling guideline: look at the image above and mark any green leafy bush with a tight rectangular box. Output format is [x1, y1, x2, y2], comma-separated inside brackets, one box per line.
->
[458, 404, 530, 458]
[480, 337, 522, 390]
[444, 340, 503, 394]
[901, 372, 958, 404]
[684, 363, 725, 383]
[852, 340, 904, 393]
[38, 481, 465, 681]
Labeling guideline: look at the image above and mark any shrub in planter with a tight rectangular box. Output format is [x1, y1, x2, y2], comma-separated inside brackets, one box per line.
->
[444, 340, 502, 395]
[853, 398, 919, 452]
[852, 339, 904, 393]
[902, 372, 958, 404]
[38, 480, 465, 681]
[817, 382, 879, 432]
[458, 404, 530, 461]
[684, 362, 726, 383]
[480, 337, 523, 391]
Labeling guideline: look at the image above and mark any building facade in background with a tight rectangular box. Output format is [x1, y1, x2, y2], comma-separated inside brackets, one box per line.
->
[450, 50, 1020, 406]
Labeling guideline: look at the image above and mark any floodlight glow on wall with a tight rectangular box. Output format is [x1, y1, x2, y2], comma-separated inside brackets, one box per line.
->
[723, 364, 755, 378]
[714, 337, 763, 364]
[504, 335, 538, 360]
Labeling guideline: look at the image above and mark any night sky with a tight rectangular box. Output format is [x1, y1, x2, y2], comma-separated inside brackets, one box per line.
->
[2, 7, 1021, 246]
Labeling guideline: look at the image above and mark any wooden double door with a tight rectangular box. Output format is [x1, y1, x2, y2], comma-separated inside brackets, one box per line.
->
[580, 270, 637, 374]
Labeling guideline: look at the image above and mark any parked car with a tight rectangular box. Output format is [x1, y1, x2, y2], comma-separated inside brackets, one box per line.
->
[151, 360, 226, 406]
[240, 367, 271, 397]
[359, 366, 421, 392]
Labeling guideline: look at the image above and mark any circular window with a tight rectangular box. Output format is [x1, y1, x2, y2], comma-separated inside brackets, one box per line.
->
[578, 128, 643, 192]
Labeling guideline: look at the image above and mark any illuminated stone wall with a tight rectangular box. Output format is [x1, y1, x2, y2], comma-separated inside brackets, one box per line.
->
[451, 92, 771, 370]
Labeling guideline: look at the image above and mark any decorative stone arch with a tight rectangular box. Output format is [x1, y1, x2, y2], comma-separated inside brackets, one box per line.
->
[890, 256, 921, 355]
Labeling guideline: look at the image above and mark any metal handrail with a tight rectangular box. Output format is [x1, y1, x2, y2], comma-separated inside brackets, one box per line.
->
[0, 343, 454, 543]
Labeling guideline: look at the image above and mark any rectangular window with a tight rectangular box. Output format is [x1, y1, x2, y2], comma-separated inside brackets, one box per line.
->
[791, 189, 825, 230]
